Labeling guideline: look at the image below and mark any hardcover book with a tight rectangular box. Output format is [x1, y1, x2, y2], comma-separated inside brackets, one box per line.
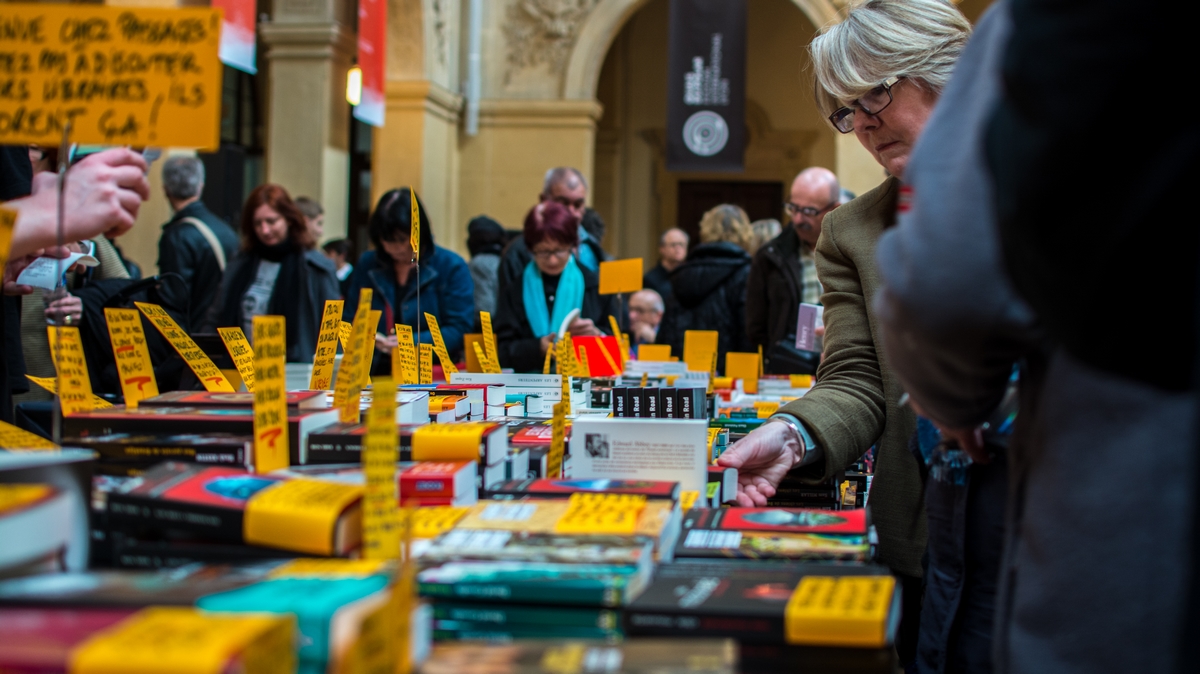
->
[139, 390, 329, 409]
[485, 478, 681, 502]
[419, 639, 737, 674]
[675, 508, 869, 561]
[418, 530, 656, 568]
[66, 432, 252, 470]
[417, 561, 650, 607]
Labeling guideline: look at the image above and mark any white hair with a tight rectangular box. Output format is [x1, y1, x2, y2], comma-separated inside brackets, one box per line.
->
[542, 167, 588, 194]
[810, 0, 971, 119]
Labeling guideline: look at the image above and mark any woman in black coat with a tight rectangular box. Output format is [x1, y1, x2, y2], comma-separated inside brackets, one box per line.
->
[494, 202, 619, 373]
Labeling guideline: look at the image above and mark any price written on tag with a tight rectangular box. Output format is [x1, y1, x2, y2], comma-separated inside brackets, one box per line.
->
[423, 312, 458, 376]
[0, 419, 59, 450]
[218, 327, 255, 393]
[394, 323, 418, 385]
[0, 5, 225, 149]
[47, 326, 95, 416]
[360, 309, 381, 387]
[25, 375, 111, 410]
[555, 493, 647, 535]
[338, 321, 353, 352]
[480, 312, 501, 373]
[607, 315, 628, 366]
[362, 376, 400, 560]
[470, 342, 489, 374]
[419, 343, 433, 385]
[136, 302, 233, 391]
[104, 307, 159, 407]
[547, 401, 567, 478]
[251, 316, 288, 472]
[333, 289, 373, 424]
[542, 338, 554, 375]
[309, 300, 344, 390]
[410, 506, 469, 539]
[410, 186, 420, 263]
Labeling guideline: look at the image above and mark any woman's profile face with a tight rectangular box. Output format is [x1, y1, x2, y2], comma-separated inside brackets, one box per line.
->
[381, 235, 414, 264]
[531, 240, 574, 276]
[254, 204, 289, 247]
[852, 78, 939, 179]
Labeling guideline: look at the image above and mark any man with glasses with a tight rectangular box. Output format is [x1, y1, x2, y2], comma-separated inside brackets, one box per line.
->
[643, 228, 689, 301]
[746, 167, 841, 372]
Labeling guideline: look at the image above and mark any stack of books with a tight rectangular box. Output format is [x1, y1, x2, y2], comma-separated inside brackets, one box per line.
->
[674, 507, 870, 562]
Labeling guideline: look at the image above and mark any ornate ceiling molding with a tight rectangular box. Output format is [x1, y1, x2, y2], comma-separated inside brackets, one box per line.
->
[503, 0, 602, 84]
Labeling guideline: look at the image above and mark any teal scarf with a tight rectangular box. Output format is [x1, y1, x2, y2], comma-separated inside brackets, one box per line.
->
[523, 256, 585, 337]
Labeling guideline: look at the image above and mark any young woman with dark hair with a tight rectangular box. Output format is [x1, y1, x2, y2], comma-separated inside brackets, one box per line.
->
[209, 183, 341, 362]
[493, 201, 619, 372]
[342, 187, 474, 374]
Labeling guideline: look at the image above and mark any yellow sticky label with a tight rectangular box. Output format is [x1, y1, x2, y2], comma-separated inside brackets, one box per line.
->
[785, 576, 897, 648]
[469, 340, 488, 374]
[556, 336, 573, 377]
[480, 311, 500, 372]
[136, 302, 233, 392]
[339, 321, 353, 352]
[270, 559, 392, 578]
[640, 372, 649, 388]
[252, 316, 289, 473]
[47, 326, 95, 416]
[69, 607, 295, 674]
[758, 344, 765, 378]
[217, 327, 256, 394]
[547, 401, 567, 478]
[0, 207, 15, 272]
[0, 484, 52, 513]
[333, 289, 373, 424]
[419, 343, 434, 385]
[712, 376, 734, 390]
[542, 338, 555, 375]
[424, 312, 458, 376]
[0, 6, 224, 150]
[244, 479, 363, 556]
[607, 315, 628, 366]
[104, 308, 159, 408]
[411, 506, 470, 539]
[598, 258, 644, 295]
[638, 344, 672, 362]
[554, 493, 646, 535]
[790, 374, 815, 388]
[0, 420, 58, 451]
[26, 374, 111, 410]
[410, 186, 420, 263]
[361, 309, 381, 388]
[310, 300, 345, 390]
[410, 422, 488, 461]
[395, 324, 419, 385]
[680, 490, 700, 511]
[726, 352, 760, 394]
[363, 377, 400, 560]
[578, 348, 592, 378]
[683, 330, 719, 373]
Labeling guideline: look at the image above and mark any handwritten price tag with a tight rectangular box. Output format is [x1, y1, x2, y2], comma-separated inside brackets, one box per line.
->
[423, 312, 458, 376]
[251, 316, 288, 472]
[333, 290, 373, 423]
[309, 300, 344, 390]
[104, 308, 159, 407]
[47, 326, 95, 416]
[136, 302, 233, 392]
[394, 324, 418, 385]
[362, 376, 400, 560]
[419, 343, 433, 385]
[360, 310, 381, 387]
[480, 311, 501, 373]
[547, 401, 567, 478]
[218, 327, 255, 393]
[0, 419, 59, 450]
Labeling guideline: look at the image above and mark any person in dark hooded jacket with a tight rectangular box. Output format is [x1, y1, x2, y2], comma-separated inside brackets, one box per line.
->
[655, 205, 754, 373]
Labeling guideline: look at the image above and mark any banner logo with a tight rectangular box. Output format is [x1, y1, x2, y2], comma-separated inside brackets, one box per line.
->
[682, 110, 729, 156]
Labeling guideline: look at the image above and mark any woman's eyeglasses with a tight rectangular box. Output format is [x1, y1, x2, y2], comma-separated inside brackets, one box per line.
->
[828, 76, 901, 134]
[532, 247, 573, 261]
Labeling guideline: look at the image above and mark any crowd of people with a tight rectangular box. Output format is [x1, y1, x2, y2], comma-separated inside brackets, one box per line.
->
[0, 0, 1191, 671]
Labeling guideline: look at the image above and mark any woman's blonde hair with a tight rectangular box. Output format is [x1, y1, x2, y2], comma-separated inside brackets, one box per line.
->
[810, 0, 971, 119]
[699, 204, 753, 251]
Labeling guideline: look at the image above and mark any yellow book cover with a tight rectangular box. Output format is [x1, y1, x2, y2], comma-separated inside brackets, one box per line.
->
[785, 576, 898, 648]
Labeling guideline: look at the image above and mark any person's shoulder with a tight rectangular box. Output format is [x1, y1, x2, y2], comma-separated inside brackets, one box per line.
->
[304, 248, 337, 273]
[432, 245, 467, 267]
[825, 178, 898, 228]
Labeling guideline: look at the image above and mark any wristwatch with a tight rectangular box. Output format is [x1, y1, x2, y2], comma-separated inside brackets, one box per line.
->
[767, 413, 806, 464]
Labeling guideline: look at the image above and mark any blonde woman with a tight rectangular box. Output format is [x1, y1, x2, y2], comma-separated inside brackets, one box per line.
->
[654, 204, 753, 371]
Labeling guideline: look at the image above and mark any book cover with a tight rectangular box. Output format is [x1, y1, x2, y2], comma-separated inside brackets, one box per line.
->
[0, 563, 282, 608]
[140, 390, 328, 409]
[418, 530, 656, 568]
[109, 534, 303, 570]
[612, 387, 628, 417]
[643, 388, 658, 418]
[431, 602, 620, 629]
[66, 432, 251, 468]
[674, 509, 868, 561]
[689, 507, 867, 536]
[419, 639, 737, 674]
[0, 607, 138, 671]
[660, 388, 677, 419]
[568, 417, 709, 493]
[418, 561, 649, 607]
[485, 478, 681, 502]
[432, 622, 620, 641]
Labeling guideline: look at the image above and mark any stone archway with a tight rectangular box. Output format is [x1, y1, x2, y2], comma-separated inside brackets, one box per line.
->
[563, 0, 843, 101]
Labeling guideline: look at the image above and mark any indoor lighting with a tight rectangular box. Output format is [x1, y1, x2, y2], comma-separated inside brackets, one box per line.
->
[346, 66, 362, 106]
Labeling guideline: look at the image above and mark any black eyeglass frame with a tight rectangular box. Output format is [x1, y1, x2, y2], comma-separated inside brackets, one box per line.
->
[784, 200, 838, 218]
[828, 76, 903, 134]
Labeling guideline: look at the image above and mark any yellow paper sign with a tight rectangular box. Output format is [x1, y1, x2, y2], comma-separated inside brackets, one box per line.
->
[684, 330, 719, 373]
[598, 258, 644, 295]
[555, 493, 646, 535]
[338, 321, 353, 352]
[47, 326, 94, 416]
[607, 315, 629, 366]
[419, 343, 433, 385]
[217, 327, 255, 394]
[679, 490, 700, 511]
[785, 576, 897, 647]
[0, 207, 15, 273]
[0, 484, 52, 513]
[542, 339, 554, 375]
[333, 289, 373, 424]
[26, 374, 112, 410]
[270, 559, 392, 579]
[790, 374, 814, 388]
[243, 479, 363, 555]
[547, 400, 567, 478]
[0, 419, 59, 450]
[480, 311, 499, 372]
[136, 302, 233, 392]
[726, 352, 760, 394]
[411, 506, 469, 539]
[251, 316, 288, 473]
[362, 376, 400, 560]
[309, 300, 344, 390]
[758, 344, 765, 378]
[103, 307, 158, 407]
[394, 324, 418, 385]
[423, 312, 458, 376]
[410, 422, 487, 461]
[638, 344, 672, 362]
[409, 186, 420, 263]
[578, 348, 592, 378]
[360, 310, 381, 387]
[0, 5, 224, 149]
[466, 337, 485, 373]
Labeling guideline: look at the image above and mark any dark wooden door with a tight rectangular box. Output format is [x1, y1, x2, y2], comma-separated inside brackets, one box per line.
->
[676, 180, 783, 248]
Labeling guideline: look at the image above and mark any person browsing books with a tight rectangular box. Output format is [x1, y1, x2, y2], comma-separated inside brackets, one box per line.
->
[493, 201, 619, 372]
[343, 188, 474, 374]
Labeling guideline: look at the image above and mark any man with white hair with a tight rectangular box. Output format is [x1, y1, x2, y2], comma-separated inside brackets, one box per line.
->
[157, 156, 239, 328]
[628, 288, 665, 346]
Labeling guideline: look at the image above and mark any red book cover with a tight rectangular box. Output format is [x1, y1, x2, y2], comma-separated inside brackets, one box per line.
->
[398, 461, 475, 499]
[0, 608, 138, 671]
[699, 507, 867, 535]
[139, 390, 328, 409]
[510, 424, 554, 448]
[486, 478, 681, 501]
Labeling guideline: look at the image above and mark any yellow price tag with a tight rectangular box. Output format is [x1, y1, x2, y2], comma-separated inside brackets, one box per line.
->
[555, 493, 645, 534]
[790, 374, 814, 388]
[0, 420, 59, 450]
[217, 327, 255, 394]
[578, 347, 592, 378]
[251, 316, 288, 473]
[480, 311, 500, 372]
[638, 344, 672, 362]
[0, 5, 224, 150]
[419, 343, 434, 385]
[136, 302, 233, 392]
[411, 506, 470, 539]
[409, 186, 420, 263]
[726, 352, 760, 394]
[679, 490, 700, 510]
[333, 289, 373, 424]
[684, 330, 719, 373]
[360, 310, 381, 387]
[362, 377, 400, 560]
[270, 559, 392, 578]
[469, 340, 488, 374]
[423, 312, 458, 376]
[243, 479, 363, 556]
[547, 401, 567, 478]
[0, 208, 14, 283]
[542, 339, 555, 375]
[310, 300, 344, 390]
[606, 315, 627, 366]
[103, 307, 159, 407]
[410, 422, 488, 461]
[26, 374, 111, 411]
[338, 321, 353, 352]
[785, 576, 897, 648]
[47, 326, 95, 416]
[598, 258, 644, 295]
[394, 324, 418, 385]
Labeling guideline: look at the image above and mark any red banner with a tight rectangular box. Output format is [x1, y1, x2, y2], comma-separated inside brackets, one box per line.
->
[212, 0, 257, 74]
[354, 0, 386, 127]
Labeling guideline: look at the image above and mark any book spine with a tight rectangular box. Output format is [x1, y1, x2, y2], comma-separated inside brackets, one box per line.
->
[660, 388, 677, 419]
[643, 389, 658, 418]
[105, 495, 244, 543]
[623, 609, 785, 643]
[418, 581, 625, 607]
[678, 389, 693, 419]
[81, 442, 247, 467]
[628, 388, 643, 418]
[612, 387, 627, 417]
[432, 625, 621, 641]
[400, 474, 457, 498]
[431, 603, 619, 628]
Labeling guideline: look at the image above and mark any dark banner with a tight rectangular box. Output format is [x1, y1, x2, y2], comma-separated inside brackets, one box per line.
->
[666, 0, 747, 172]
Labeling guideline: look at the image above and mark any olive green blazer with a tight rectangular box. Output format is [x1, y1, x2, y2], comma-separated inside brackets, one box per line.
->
[780, 176, 925, 578]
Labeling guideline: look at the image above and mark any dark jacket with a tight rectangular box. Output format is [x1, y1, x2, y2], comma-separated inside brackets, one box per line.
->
[655, 241, 752, 372]
[746, 226, 816, 358]
[343, 246, 474, 374]
[493, 259, 620, 373]
[497, 224, 608, 301]
[158, 201, 239, 328]
[210, 248, 340, 363]
[643, 263, 673, 302]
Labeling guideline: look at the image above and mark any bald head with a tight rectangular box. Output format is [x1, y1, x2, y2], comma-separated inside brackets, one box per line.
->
[788, 167, 841, 248]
